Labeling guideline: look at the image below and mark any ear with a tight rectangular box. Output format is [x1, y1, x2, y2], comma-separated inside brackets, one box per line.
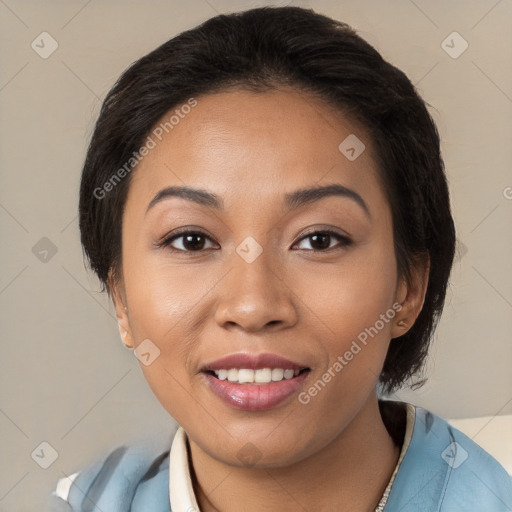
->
[108, 268, 135, 349]
[391, 256, 430, 339]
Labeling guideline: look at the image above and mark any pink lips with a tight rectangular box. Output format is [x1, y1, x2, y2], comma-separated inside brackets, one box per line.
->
[201, 353, 310, 411]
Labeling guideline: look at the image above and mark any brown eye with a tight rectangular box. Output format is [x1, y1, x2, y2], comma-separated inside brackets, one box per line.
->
[157, 230, 217, 252]
[294, 230, 352, 252]
[179, 233, 207, 251]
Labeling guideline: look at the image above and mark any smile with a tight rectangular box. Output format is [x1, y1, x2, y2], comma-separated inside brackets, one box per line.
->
[201, 353, 311, 411]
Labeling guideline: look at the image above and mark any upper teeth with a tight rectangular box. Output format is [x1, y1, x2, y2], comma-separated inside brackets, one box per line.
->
[213, 368, 300, 384]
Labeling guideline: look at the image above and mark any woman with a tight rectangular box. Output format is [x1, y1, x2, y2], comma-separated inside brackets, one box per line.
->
[45, 6, 512, 511]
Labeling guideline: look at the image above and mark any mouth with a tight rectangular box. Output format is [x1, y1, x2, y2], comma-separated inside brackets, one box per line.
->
[200, 353, 311, 411]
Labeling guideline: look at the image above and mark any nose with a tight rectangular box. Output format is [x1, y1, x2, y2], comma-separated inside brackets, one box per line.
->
[214, 245, 298, 333]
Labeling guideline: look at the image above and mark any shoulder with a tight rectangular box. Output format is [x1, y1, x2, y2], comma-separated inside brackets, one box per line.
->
[44, 431, 175, 512]
[386, 402, 512, 511]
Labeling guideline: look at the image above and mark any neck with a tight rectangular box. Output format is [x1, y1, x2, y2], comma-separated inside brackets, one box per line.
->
[189, 393, 402, 512]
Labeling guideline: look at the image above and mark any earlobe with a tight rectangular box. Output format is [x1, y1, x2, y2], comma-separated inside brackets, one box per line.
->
[108, 268, 135, 349]
[118, 322, 134, 349]
[392, 257, 430, 338]
[391, 310, 409, 339]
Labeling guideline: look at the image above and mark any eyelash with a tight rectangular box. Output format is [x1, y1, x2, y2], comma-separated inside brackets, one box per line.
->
[155, 228, 352, 253]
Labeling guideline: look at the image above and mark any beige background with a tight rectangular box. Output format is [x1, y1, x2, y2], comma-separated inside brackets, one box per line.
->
[0, 0, 511, 510]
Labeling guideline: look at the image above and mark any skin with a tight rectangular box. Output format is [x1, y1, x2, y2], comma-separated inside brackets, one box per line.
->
[110, 87, 429, 512]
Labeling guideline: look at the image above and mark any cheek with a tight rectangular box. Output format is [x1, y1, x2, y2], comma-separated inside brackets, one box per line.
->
[293, 242, 398, 398]
[120, 251, 225, 419]
[124, 284, 199, 424]
[296, 244, 398, 339]
[123, 249, 208, 340]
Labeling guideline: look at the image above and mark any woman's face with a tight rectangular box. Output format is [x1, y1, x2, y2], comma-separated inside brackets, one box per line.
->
[113, 87, 413, 468]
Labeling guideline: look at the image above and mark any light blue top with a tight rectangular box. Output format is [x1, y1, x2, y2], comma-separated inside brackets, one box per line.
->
[44, 402, 512, 511]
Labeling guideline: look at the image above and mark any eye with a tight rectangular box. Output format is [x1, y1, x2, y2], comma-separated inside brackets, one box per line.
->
[156, 228, 352, 253]
[293, 230, 352, 252]
[156, 229, 218, 252]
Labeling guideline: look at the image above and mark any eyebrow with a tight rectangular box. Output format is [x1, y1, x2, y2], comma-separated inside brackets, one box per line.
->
[145, 183, 370, 218]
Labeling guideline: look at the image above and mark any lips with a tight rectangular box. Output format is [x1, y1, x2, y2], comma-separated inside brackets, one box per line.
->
[201, 353, 311, 411]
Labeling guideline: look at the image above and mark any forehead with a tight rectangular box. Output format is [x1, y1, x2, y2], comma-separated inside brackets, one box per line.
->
[127, 87, 385, 213]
